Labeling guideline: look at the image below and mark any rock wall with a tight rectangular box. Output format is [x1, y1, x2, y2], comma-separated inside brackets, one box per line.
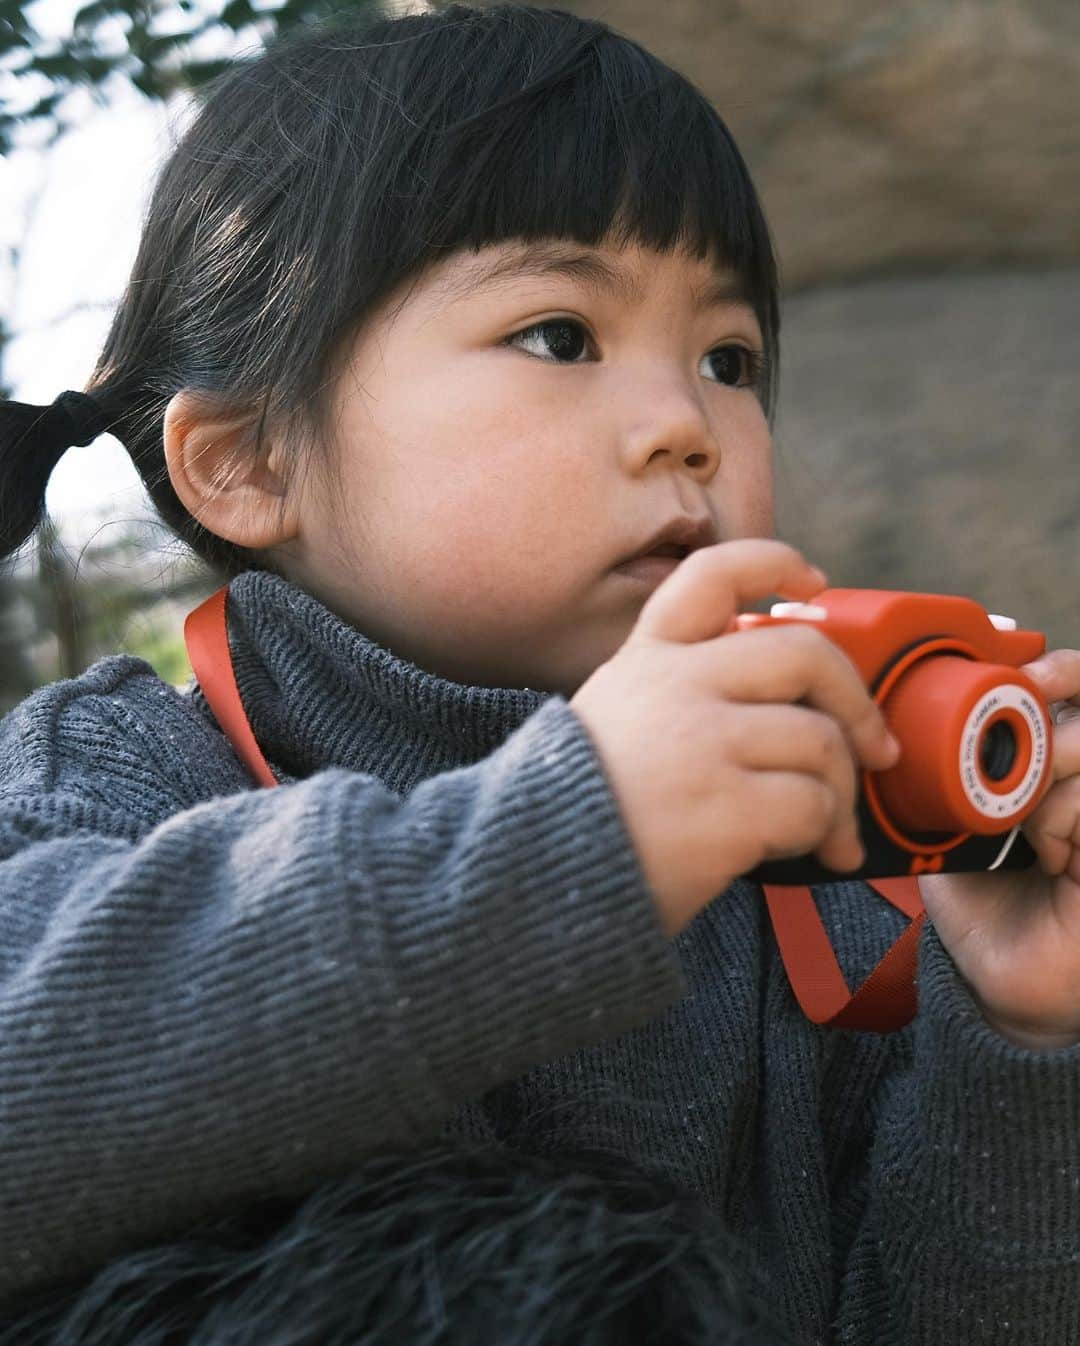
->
[561, 0, 1079, 287]
[774, 266, 1079, 651]
[534, 0, 1079, 647]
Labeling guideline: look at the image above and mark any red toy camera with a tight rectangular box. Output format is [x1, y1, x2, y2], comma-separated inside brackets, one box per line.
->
[737, 590, 1053, 885]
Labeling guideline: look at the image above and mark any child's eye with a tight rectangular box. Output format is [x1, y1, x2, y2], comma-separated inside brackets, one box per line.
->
[506, 321, 766, 393]
[701, 345, 766, 389]
[507, 319, 590, 363]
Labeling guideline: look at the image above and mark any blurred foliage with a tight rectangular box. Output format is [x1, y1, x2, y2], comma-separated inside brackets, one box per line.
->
[0, 572, 39, 705]
[0, 0, 377, 154]
[124, 617, 193, 685]
[0, 514, 219, 713]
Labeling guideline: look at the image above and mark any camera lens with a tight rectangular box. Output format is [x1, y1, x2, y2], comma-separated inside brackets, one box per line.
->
[979, 719, 1017, 782]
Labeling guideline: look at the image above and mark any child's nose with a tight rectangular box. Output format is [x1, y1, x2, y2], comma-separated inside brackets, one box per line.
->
[618, 391, 721, 478]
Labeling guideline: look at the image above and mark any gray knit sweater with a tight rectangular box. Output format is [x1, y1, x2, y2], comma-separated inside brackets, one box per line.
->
[0, 568, 1077, 1344]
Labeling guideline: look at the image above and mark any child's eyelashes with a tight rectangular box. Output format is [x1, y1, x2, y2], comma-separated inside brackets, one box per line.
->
[504, 317, 767, 391]
[509, 318, 590, 364]
[706, 345, 768, 391]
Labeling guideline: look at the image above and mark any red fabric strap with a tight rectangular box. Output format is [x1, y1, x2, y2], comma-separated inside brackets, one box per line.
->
[762, 878, 925, 1032]
[184, 586, 280, 790]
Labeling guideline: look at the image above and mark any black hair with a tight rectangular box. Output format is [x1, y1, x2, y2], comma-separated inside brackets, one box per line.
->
[0, 2, 780, 579]
[0, 1142, 794, 1345]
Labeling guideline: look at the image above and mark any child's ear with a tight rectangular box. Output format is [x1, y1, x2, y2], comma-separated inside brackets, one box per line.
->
[163, 389, 300, 549]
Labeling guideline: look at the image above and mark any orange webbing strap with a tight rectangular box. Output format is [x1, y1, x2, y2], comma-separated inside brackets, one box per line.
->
[762, 877, 926, 1032]
[183, 585, 280, 790]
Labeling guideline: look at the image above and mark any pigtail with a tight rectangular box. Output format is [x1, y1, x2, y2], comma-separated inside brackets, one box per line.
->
[0, 391, 112, 565]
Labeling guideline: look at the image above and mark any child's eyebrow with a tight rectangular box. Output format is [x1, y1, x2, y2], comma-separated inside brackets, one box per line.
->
[440, 244, 753, 315]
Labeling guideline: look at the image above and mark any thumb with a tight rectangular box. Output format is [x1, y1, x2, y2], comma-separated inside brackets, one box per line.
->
[633, 538, 828, 645]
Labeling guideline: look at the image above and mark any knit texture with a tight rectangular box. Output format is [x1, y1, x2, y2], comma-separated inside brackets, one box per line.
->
[0, 567, 1077, 1343]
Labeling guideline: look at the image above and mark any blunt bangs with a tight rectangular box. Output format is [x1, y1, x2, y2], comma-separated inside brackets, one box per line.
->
[359, 5, 780, 413]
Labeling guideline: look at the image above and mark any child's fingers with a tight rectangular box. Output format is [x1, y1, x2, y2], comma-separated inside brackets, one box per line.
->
[690, 625, 898, 771]
[1022, 774, 1080, 875]
[744, 771, 862, 871]
[633, 538, 825, 646]
[724, 702, 860, 824]
[1022, 649, 1080, 704]
[1024, 822, 1072, 877]
[1046, 713, 1080, 785]
[1013, 705, 1080, 871]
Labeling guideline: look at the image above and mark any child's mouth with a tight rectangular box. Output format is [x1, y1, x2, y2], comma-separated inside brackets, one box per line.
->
[613, 544, 689, 584]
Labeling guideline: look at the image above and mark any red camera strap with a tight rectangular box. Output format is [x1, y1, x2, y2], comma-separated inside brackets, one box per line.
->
[762, 881, 924, 1032]
[185, 585, 925, 1033]
[184, 586, 280, 790]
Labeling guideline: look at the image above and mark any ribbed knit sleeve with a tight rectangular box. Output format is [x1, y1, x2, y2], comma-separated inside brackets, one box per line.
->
[835, 920, 1080, 1346]
[0, 659, 684, 1304]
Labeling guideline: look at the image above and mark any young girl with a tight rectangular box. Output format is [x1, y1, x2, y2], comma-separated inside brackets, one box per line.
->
[1, 5, 1079, 1343]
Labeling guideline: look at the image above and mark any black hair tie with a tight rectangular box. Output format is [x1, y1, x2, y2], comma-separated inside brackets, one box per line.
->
[0, 390, 112, 481]
[46, 390, 112, 449]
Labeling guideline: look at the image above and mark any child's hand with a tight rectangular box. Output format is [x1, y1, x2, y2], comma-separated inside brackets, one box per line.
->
[918, 649, 1080, 1051]
[569, 539, 900, 938]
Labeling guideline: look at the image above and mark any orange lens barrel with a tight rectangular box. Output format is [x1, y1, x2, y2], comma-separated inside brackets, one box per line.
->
[873, 655, 1051, 836]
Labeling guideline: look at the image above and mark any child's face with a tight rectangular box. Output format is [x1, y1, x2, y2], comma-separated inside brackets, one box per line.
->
[282, 236, 774, 695]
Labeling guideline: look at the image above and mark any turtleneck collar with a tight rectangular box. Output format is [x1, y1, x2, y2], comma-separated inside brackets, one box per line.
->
[198, 568, 551, 797]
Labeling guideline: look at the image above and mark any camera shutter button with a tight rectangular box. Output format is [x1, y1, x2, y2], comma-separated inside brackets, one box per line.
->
[769, 603, 828, 620]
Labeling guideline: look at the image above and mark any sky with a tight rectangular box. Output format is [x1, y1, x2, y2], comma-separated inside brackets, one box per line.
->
[0, 0, 274, 562]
